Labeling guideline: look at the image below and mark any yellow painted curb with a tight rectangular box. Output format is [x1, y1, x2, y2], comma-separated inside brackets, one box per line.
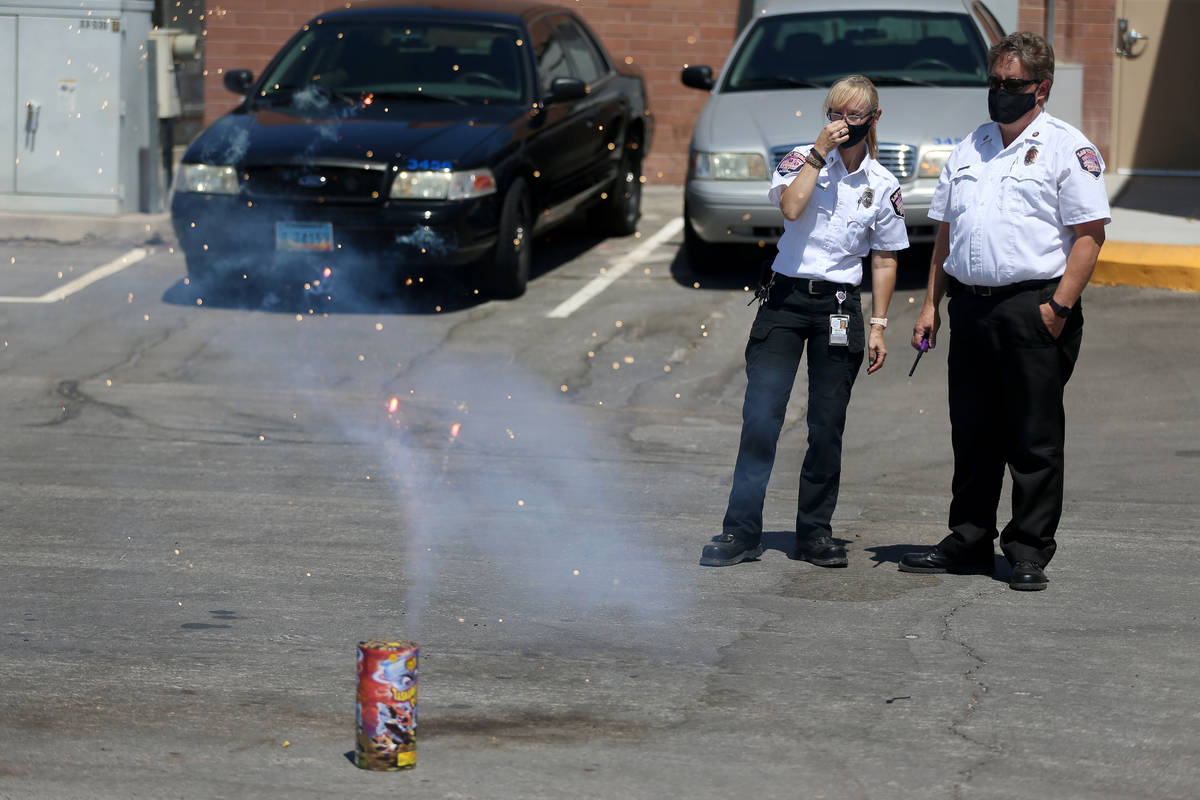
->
[1092, 241, 1200, 292]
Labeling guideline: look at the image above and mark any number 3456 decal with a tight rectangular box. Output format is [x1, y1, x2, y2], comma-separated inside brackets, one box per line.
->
[406, 159, 452, 171]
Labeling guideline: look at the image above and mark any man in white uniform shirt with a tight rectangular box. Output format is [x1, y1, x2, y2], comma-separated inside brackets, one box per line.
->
[900, 32, 1109, 590]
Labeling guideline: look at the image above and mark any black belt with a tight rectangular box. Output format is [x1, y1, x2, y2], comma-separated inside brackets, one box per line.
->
[950, 278, 1057, 298]
[774, 274, 858, 295]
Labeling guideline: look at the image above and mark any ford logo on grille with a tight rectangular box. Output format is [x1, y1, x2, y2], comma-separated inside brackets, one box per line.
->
[297, 174, 327, 188]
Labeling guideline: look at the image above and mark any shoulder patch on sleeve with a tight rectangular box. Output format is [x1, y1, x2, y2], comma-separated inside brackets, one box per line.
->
[777, 150, 804, 176]
[1075, 147, 1102, 178]
[890, 187, 904, 217]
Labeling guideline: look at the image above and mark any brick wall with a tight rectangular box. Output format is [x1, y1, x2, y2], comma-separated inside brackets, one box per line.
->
[199, 0, 1117, 179]
[200, 0, 742, 187]
[1018, 0, 1116, 158]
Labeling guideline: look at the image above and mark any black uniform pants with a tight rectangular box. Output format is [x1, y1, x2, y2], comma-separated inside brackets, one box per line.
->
[722, 278, 864, 542]
[939, 281, 1083, 567]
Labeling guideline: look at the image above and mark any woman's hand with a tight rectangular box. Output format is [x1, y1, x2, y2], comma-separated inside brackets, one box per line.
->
[813, 119, 849, 158]
[867, 327, 886, 374]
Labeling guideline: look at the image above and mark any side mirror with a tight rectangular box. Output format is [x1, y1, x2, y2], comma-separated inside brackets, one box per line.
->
[681, 65, 714, 91]
[546, 76, 588, 103]
[223, 69, 255, 95]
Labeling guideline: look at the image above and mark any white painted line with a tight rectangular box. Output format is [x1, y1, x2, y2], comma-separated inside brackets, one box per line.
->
[546, 216, 684, 319]
[0, 248, 148, 304]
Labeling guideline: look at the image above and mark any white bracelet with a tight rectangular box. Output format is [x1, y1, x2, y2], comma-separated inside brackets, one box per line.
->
[870, 317, 888, 328]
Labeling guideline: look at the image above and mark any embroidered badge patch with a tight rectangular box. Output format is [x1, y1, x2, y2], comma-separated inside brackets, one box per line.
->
[1075, 147, 1102, 178]
[777, 150, 803, 176]
[1024, 146, 1039, 165]
[890, 188, 904, 217]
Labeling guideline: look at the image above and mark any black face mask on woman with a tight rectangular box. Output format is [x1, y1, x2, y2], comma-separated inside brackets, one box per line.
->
[988, 87, 1037, 124]
[839, 120, 872, 150]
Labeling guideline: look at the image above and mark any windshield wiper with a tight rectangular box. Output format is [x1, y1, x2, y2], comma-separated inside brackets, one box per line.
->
[363, 90, 469, 105]
[861, 74, 938, 87]
[736, 76, 825, 89]
[257, 84, 361, 106]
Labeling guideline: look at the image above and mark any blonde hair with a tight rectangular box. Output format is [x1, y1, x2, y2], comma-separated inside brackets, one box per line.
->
[823, 75, 880, 159]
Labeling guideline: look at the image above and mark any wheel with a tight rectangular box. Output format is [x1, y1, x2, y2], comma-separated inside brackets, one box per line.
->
[183, 251, 215, 287]
[597, 144, 642, 236]
[485, 177, 533, 298]
[905, 58, 955, 71]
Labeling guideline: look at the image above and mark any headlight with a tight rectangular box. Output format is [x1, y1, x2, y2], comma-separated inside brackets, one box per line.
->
[691, 152, 768, 181]
[918, 148, 954, 178]
[175, 163, 239, 194]
[389, 168, 497, 201]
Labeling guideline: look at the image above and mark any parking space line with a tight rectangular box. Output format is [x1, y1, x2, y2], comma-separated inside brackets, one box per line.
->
[0, 248, 148, 304]
[546, 217, 683, 319]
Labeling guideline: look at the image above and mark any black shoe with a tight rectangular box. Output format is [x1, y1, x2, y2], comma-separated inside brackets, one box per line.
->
[699, 533, 764, 567]
[898, 547, 994, 575]
[793, 535, 847, 567]
[1009, 560, 1048, 591]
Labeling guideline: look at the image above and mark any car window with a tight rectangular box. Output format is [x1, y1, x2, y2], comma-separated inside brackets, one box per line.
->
[257, 20, 529, 105]
[723, 11, 989, 91]
[531, 18, 575, 90]
[554, 14, 609, 84]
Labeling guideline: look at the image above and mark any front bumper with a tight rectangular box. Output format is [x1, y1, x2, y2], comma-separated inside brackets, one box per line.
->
[684, 176, 939, 246]
[171, 191, 502, 277]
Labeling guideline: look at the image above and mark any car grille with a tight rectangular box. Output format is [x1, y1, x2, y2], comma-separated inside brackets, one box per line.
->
[769, 142, 917, 181]
[243, 163, 389, 203]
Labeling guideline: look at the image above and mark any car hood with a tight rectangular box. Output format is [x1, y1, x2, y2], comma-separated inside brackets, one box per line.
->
[184, 103, 524, 168]
[691, 86, 988, 153]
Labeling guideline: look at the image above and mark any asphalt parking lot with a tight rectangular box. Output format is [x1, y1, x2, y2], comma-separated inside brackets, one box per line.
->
[0, 185, 1197, 799]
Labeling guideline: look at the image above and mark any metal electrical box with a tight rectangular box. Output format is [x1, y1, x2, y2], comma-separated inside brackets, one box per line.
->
[0, 0, 153, 215]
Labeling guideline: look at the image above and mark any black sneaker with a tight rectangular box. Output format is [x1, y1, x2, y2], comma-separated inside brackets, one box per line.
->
[793, 535, 848, 567]
[699, 533, 764, 567]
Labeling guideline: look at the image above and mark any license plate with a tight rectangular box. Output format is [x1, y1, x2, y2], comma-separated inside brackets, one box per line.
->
[275, 221, 333, 252]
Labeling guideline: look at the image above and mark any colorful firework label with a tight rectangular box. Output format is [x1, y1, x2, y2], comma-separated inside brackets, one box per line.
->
[355, 640, 418, 770]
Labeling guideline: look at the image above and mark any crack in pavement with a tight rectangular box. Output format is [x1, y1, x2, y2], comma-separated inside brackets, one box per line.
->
[942, 586, 1005, 798]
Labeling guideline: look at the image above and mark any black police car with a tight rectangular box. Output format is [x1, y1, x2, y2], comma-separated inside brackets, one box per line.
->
[171, 0, 652, 298]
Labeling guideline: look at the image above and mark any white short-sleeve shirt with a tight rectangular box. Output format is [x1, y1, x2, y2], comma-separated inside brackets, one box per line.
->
[768, 146, 909, 286]
[929, 110, 1111, 286]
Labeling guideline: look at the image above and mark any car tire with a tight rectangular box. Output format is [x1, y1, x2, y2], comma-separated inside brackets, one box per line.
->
[184, 251, 215, 287]
[485, 177, 533, 299]
[598, 145, 642, 236]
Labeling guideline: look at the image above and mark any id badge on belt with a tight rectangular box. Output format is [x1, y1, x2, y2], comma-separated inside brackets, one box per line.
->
[829, 290, 849, 347]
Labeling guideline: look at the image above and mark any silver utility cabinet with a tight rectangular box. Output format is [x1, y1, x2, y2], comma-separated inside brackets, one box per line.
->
[0, 0, 153, 214]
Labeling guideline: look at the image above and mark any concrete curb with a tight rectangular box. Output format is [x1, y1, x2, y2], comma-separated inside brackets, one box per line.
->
[1093, 240, 1200, 292]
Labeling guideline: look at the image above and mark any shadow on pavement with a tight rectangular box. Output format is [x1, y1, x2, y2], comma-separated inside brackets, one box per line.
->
[1111, 175, 1200, 219]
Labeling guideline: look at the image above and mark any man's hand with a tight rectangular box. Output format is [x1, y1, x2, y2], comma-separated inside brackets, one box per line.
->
[912, 302, 941, 349]
[1038, 303, 1066, 339]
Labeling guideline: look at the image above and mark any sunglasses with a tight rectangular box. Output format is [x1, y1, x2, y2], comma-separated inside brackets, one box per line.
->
[987, 76, 1040, 91]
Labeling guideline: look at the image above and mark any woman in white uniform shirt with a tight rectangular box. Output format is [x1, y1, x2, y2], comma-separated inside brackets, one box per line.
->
[701, 75, 909, 567]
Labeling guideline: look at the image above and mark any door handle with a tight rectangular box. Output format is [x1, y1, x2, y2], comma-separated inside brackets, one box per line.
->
[1116, 18, 1150, 57]
[24, 100, 41, 150]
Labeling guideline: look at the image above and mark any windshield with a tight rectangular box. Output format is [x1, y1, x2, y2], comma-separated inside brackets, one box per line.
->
[257, 20, 530, 106]
[723, 11, 989, 91]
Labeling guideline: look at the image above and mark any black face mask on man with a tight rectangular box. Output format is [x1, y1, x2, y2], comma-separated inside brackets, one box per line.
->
[988, 87, 1037, 124]
[839, 120, 872, 150]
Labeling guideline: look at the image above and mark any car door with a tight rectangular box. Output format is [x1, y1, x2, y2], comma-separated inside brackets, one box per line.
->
[525, 13, 615, 227]
[555, 14, 627, 195]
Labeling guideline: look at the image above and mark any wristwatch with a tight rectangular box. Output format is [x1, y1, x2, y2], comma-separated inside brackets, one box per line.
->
[1047, 297, 1072, 318]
